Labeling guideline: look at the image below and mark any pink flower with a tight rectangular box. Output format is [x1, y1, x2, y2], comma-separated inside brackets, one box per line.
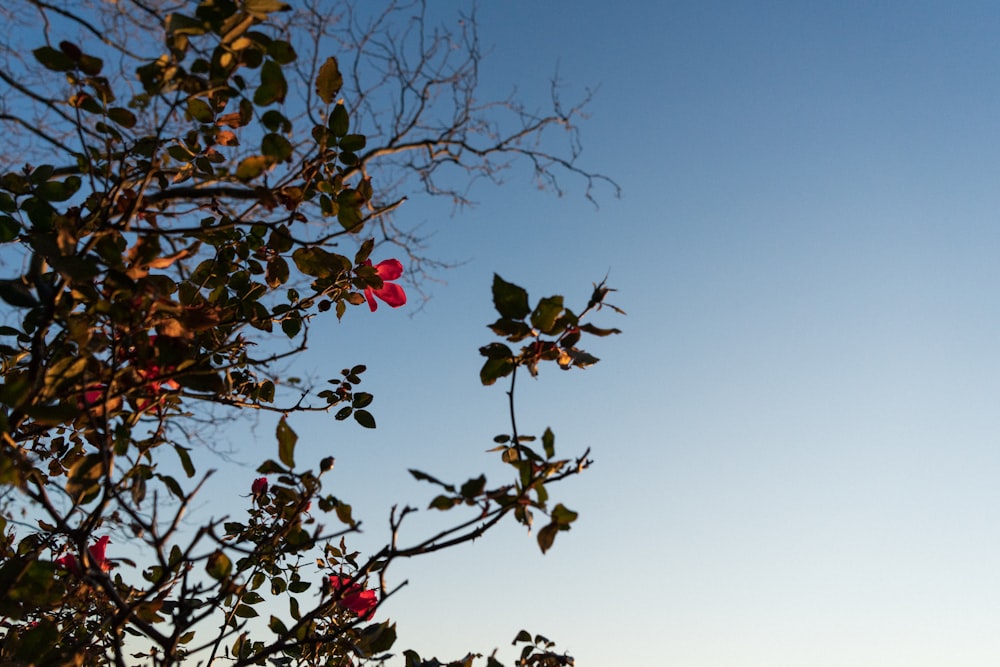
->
[57, 536, 111, 575]
[362, 259, 406, 312]
[251, 477, 268, 497]
[330, 575, 377, 619]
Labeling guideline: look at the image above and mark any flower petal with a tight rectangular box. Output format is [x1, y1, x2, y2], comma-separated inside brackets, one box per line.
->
[364, 287, 379, 312]
[373, 258, 403, 281]
[374, 282, 406, 308]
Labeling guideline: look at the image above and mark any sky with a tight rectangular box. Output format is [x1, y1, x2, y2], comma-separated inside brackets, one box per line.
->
[21, 1, 1000, 665]
[281, 3, 1000, 665]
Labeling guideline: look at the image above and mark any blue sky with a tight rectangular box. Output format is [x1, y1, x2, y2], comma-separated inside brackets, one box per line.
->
[198, 2, 1000, 665]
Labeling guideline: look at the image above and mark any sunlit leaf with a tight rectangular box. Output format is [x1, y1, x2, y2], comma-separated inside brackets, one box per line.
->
[316, 57, 343, 104]
[276, 417, 297, 468]
[492, 274, 530, 320]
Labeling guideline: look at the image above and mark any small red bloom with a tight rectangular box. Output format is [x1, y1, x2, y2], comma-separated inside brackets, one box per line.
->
[252, 477, 268, 497]
[58, 536, 111, 575]
[362, 259, 406, 312]
[330, 575, 377, 619]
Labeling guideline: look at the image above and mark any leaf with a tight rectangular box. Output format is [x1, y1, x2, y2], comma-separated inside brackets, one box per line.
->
[328, 102, 349, 136]
[276, 417, 297, 468]
[408, 469, 456, 492]
[478, 342, 513, 360]
[291, 247, 348, 278]
[267, 40, 297, 64]
[316, 57, 343, 105]
[234, 604, 258, 618]
[78, 54, 103, 76]
[32, 46, 74, 72]
[429, 495, 459, 511]
[580, 322, 623, 337]
[107, 107, 137, 128]
[174, 444, 196, 478]
[492, 274, 530, 320]
[479, 357, 515, 386]
[265, 256, 289, 288]
[537, 523, 558, 554]
[551, 503, 578, 526]
[353, 409, 376, 429]
[235, 155, 268, 181]
[254, 60, 287, 106]
[187, 98, 214, 123]
[261, 133, 292, 162]
[530, 296, 564, 334]
[245, 0, 291, 18]
[460, 475, 486, 499]
[335, 501, 355, 526]
[206, 551, 232, 580]
[363, 621, 397, 654]
[0, 280, 37, 308]
[339, 133, 366, 151]
[542, 427, 555, 459]
[487, 318, 533, 342]
[66, 453, 105, 504]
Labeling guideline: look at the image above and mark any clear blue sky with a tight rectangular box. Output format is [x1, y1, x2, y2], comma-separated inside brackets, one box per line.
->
[208, 2, 1000, 665]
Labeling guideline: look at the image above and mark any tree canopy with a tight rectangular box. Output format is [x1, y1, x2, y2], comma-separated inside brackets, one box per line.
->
[0, 1, 621, 665]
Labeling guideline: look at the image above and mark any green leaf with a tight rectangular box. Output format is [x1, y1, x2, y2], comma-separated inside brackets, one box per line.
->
[460, 475, 486, 499]
[38, 176, 81, 202]
[335, 500, 355, 526]
[487, 318, 533, 342]
[187, 98, 214, 123]
[492, 274, 530, 320]
[328, 102, 349, 136]
[291, 246, 349, 278]
[429, 495, 459, 511]
[551, 503, 578, 526]
[32, 46, 74, 72]
[353, 409, 376, 429]
[235, 155, 269, 182]
[316, 57, 343, 105]
[254, 60, 287, 106]
[362, 621, 397, 653]
[107, 107, 137, 128]
[339, 133, 366, 151]
[269, 615, 288, 635]
[530, 295, 564, 334]
[479, 357, 515, 386]
[245, 0, 291, 18]
[479, 342, 513, 360]
[78, 54, 103, 76]
[267, 40, 297, 64]
[66, 453, 105, 504]
[206, 551, 232, 580]
[174, 444, 196, 478]
[276, 417, 297, 468]
[234, 604, 258, 618]
[0, 280, 35, 308]
[261, 133, 293, 162]
[408, 469, 456, 492]
[166, 13, 207, 36]
[537, 523, 558, 554]
[542, 427, 555, 459]
[580, 322, 622, 337]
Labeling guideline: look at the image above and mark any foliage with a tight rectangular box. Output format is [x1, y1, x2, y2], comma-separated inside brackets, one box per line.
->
[0, 1, 621, 665]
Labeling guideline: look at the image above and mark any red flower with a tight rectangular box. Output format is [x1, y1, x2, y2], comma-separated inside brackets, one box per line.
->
[362, 259, 406, 312]
[330, 575, 377, 619]
[57, 536, 111, 575]
[134, 364, 180, 412]
[251, 477, 268, 497]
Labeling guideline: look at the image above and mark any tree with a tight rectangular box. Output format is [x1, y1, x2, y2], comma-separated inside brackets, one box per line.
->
[0, 1, 622, 665]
